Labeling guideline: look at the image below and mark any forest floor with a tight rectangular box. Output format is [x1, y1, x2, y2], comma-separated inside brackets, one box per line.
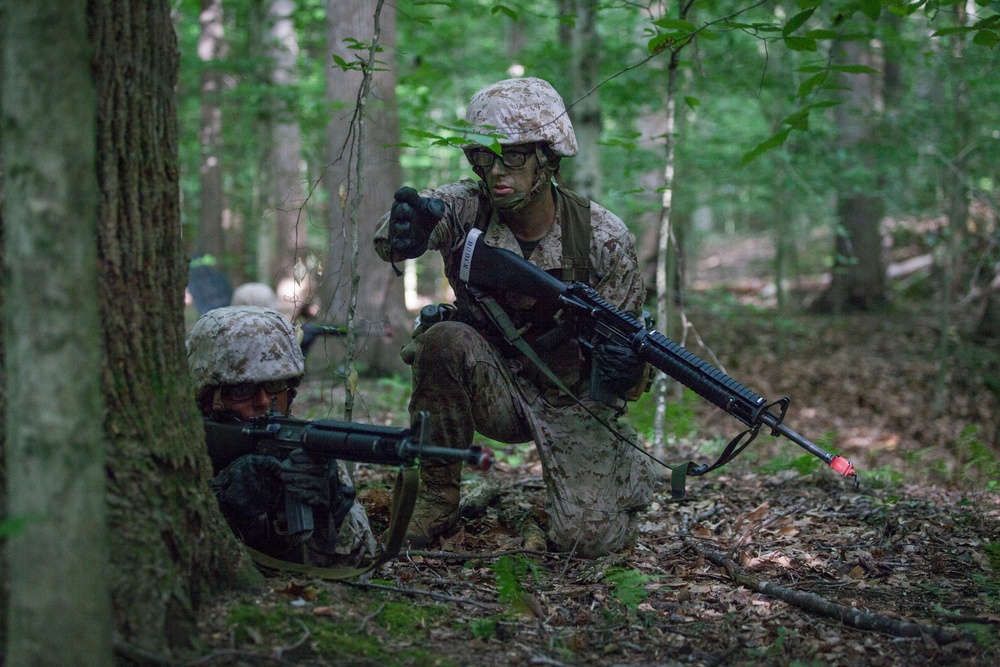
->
[191, 235, 1000, 667]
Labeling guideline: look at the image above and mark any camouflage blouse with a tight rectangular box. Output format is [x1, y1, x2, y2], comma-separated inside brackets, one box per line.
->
[374, 179, 646, 400]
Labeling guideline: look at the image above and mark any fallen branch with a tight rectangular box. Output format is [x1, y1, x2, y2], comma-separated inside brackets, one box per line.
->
[404, 547, 558, 560]
[686, 538, 974, 645]
[339, 579, 499, 611]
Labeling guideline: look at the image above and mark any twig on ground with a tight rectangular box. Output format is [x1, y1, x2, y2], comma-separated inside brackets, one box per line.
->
[273, 622, 311, 661]
[357, 602, 386, 632]
[405, 547, 558, 560]
[686, 538, 975, 645]
[340, 579, 499, 611]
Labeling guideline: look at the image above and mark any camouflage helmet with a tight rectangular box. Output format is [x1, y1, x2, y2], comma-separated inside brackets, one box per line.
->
[464, 77, 577, 157]
[187, 305, 304, 395]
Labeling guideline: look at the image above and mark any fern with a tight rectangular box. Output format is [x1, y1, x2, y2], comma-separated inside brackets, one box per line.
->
[603, 568, 657, 612]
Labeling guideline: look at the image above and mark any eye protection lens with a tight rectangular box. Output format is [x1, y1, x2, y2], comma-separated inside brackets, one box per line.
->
[464, 147, 532, 169]
[222, 379, 296, 403]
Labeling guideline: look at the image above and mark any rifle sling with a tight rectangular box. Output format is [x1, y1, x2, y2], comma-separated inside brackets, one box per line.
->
[471, 286, 766, 503]
[244, 465, 420, 581]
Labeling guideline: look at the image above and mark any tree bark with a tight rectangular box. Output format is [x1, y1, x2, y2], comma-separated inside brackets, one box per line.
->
[561, 0, 603, 199]
[89, 0, 245, 653]
[812, 39, 887, 313]
[263, 0, 311, 316]
[1, 2, 113, 663]
[322, 0, 407, 377]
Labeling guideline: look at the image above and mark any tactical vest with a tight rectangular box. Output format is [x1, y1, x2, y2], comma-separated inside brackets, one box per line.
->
[447, 182, 592, 287]
[443, 184, 594, 401]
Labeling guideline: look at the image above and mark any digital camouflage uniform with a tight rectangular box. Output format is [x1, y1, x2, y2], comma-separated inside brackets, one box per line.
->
[187, 306, 377, 567]
[373, 79, 653, 558]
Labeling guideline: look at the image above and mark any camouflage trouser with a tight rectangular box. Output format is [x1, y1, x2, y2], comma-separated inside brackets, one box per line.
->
[402, 321, 653, 558]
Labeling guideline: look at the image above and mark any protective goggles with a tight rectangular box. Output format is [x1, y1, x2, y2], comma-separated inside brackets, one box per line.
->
[221, 378, 300, 403]
[464, 146, 534, 170]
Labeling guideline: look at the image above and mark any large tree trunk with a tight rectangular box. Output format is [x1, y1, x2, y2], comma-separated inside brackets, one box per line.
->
[89, 0, 244, 653]
[812, 39, 887, 313]
[1, 2, 113, 663]
[322, 0, 407, 377]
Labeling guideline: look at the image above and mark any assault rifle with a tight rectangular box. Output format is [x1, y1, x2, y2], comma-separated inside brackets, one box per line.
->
[457, 228, 857, 494]
[204, 412, 493, 533]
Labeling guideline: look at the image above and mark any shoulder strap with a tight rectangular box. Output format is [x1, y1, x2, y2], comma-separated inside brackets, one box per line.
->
[555, 186, 592, 283]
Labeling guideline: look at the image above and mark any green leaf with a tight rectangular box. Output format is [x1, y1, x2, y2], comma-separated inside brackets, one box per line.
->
[491, 4, 518, 20]
[404, 128, 446, 140]
[797, 71, 828, 97]
[972, 29, 1000, 48]
[859, 0, 882, 21]
[684, 96, 700, 109]
[603, 568, 657, 612]
[0, 515, 39, 537]
[652, 18, 697, 32]
[933, 26, 975, 36]
[830, 64, 880, 74]
[648, 33, 674, 55]
[464, 132, 505, 153]
[782, 8, 815, 36]
[740, 128, 792, 166]
[784, 35, 817, 51]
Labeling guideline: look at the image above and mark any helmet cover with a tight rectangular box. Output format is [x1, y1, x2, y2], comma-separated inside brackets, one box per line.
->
[464, 77, 577, 157]
[187, 305, 304, 394]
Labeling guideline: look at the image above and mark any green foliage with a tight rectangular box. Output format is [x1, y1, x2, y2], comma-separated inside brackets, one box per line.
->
[0, 515, 37, 538]
[467, 614, 501, 640]
[955, 425, 1000, 487]
[602, 567, 658, 613]
[625, 387, 699, 443]
[374, 600, 448, 633]
[985, 542, 1000, 572]
[758, 453, 824, 477]
[766, 626, 798, 659]
[173, 0, 1000, 322]
[491, 554, 540, 609]
[863, 464, 905, 489]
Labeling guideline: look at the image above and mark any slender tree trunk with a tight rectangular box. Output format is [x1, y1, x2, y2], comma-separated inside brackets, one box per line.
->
[322, 0, 407, 379]
[1, 2, 113, 663]
[197, 0, 227, 264]
[263, 0, 309, 308]
[651, 44, 683, 473]
[934, 6, 972, 415]
[89, 0, 245, 653]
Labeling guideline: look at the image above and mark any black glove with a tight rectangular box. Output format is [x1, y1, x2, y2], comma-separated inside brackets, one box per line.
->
[591, 342, 645, 404]
[280, 449, 335, 507]
[389, 186, 445, 259]
[212, 454, 283, 520]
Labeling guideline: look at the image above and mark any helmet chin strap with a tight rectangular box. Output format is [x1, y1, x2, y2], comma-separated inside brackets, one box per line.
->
[484, 146, 557, 213]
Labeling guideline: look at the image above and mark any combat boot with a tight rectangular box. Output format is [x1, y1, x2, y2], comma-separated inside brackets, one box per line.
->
[405, 461, 462, 548]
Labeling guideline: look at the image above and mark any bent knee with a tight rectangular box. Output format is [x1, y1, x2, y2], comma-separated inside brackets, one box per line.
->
[411, 321, 487, 365]
[547, 508, 640, 559]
